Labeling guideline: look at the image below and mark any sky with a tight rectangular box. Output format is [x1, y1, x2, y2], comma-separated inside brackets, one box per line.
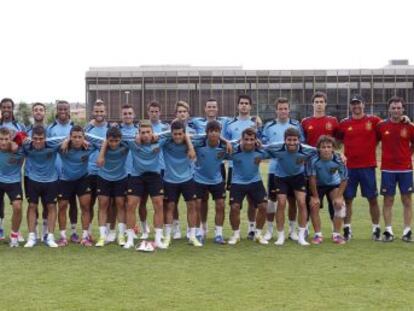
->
[0, 0, 413, 103]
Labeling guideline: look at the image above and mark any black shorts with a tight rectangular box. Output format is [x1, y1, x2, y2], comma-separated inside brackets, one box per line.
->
[58, 176, 91, 200]
[87, 174, 98, 197]
[127, 173, 164, 198]
[195, 181, 226, 200]
[230, 181, 267, 206]
[317, 185, 338, 220]
[96, 176, 127, 198]
[267, 173, 277, 201]
[275, 174, 307, 195]
[164, 179, 197, 202]
[0, 182, 23, 202]
[25, 178, 58, 205]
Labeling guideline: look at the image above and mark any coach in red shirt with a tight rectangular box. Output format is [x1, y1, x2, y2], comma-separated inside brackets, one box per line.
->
[337, 94, 382, 241]
[376, 96, 414, 242]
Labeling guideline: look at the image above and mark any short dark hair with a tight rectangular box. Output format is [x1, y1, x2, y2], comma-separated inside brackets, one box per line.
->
[70, 125, 84, 135]
[205, 98, 218, 106]
[171, 120, 186, 132]
[94, 99, 105, 107]
[241, 127, 257, 139]
[122, 104, 133, 110]
[32, 102, 46, 111]
[139, 120, 153, 130]
[206, 120, 222, 133]
[147, 100, 161, 110]
[238, 94, 252, 105]
[284, 127, 300, 139]
[312, 91, 327, 103]
[316, 135, 337, 149]
[387, 96, 406, 109]
[32, 125, 46, 137]
[56, 100, 69, 107]
[275, 97, 289, 108]
[0, 127, 11, 136]
[0, 98, 14, 109]
[106, 126, 122, 139]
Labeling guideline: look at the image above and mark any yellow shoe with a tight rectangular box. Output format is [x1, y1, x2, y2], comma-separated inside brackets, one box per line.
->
[117, 235, 126, 246]
[189, 236, 203, 247]
[163, 236, 171, 248]
[95, 237, 105, 247]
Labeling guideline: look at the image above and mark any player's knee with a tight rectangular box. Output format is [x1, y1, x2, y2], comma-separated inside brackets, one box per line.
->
[267, 200, 277, 213]
[334, 204, 346, 218]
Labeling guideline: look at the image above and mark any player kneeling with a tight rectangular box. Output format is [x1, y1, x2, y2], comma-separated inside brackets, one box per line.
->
[308, 136, 348, 245]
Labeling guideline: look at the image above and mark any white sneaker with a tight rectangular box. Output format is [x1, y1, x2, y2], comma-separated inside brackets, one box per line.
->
[106, 230, 116, 243]
[255, 235, 269, 245]
[140, 232, 149, 240]
[228, 235, 240, 245]
[24, 234, 37, 248]
[9, 237, 19, 247]
[155, 240, 168, 249]
[136, 240, 155, 252]
[288, 231, 299, 241]
[263, 231, 273, 241]
[123, 241, 135, 249]
[274, 235, 285, 246]
[163, 236, 171, 248]
[173, 230, 182, 240]
[18, 232, 25, 242]
[45, 236, 58, 248]
[298, 239, 310, 246]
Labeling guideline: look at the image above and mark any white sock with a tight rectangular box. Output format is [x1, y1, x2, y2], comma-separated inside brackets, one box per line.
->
[173, 220, 180, 228]
[28, 232, 36, 240]
[215, 226, 223, 237]
[165, 224, 172, 238]
[289, 221, 296, 233]
[315, 232, 322, 237]
[385, 226, 393, 235]
[196, 227, 202, 236]
[71, 223, 76, 234]
[47, 233, 55, 241]
[82, 230, 88, 239]
[189, 227, 196, 239]
[140, 221, 147, 232]
[403, 226, 411, 235]
[199, 226, 205, 236]
[298, 227, 306, 241]
[277, 230, 285, 240]
[255, 229, 262, 237]
[105, 223, 110, 234]
[118, 223, 126, 236]
[126, 229, 135, 244]
[248, 221, 255, 233]
[332, 232, 340, 238]
[267, 221, 274, 233]
[60, 230, 66, 239]
[344, 223, 351, 229]
[233, 229, 240, 238]
[155, 228, 163, 243]
[99, 226, 107, 239]
[372, 224, 380, 232]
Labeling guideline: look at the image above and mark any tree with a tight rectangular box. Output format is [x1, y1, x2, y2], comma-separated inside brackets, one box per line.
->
[15, 102, 32, 126]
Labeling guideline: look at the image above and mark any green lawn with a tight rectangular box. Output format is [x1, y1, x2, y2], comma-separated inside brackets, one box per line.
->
[1, 169, 414, 311]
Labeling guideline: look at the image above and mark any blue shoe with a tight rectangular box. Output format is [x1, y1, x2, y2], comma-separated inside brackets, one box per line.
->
[0, 228, 5, 241]
[214, 235, 226, 245]
[196, 235, 204, 245]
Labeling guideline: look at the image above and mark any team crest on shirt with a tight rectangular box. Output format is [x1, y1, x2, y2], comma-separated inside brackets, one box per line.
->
[152, 147, 160, 154]
[81, 155, 88, 163]
[46, 152, 53, 159]
[384, 130, 390, 135]
[401, 128, 408, 138]
[308, 125, 314, 131]
[330, 167, 338, 174]
[325, 122, 332, 130]
[296, 158, 305, 165]
[365, 121, 372, 131]
[217, 151, 225, 159]
[347, 126, 353, 131]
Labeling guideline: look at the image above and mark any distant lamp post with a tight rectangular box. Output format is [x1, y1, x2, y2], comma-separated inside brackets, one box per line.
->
[125, 91, 130, 105]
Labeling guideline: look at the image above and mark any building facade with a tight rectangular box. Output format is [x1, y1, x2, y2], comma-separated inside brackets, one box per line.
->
[85, 61, 414, 122]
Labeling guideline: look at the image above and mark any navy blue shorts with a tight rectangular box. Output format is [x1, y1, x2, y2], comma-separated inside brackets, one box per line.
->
[0, 182, 23, 202]
[275, 174, 307, 195]
[230, 181, 267, 206]
[164, 179, 197, 203]
[381, 171, 413, 196]
[127, 173, 164, 198]
[25, 178, 58, 205]
[195, 181, 226, 201]
[96, 176, 127, 198]
[58, 176, 91, 200]
[344, 167, 378, 199]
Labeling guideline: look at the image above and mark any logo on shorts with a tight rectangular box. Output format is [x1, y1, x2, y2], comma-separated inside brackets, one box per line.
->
[325, 122, 332, 130]
[301, 186, 306, 190]
[86, 187, 91, 192]
[193, 194, 197, 199]
[276, 188, 280, 192]
[16, 194, 21, 199]
[382, 188, 387, 193]
[128, 189, 133, 193]
[58, 194, 63, 198]
[97, 189, 101, 193]
[366, 121, 372, 131]
[401, 128, 408, 138]
[160, 189, 164, 194]
[409, 187, 413, 192]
